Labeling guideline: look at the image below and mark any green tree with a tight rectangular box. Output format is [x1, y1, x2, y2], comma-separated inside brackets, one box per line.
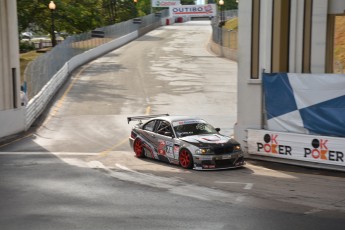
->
[17, 0, 140, 35]
[135, 0, 151, 16]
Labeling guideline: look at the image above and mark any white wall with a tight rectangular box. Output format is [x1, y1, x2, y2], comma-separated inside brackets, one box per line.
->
[328, 0, 345, 14]
[0, 109, 25, 138]
[234, 0, 263, 152]
[0, 0, 24, 139]
[0, 0, 21, 110]
[289, 0, 305, 73]
[311, 0, 328, 73]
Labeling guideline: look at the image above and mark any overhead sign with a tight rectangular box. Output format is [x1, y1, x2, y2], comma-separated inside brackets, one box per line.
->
[152, 0, 181, 7]
[247, 129, 345, 167]
[169, 4, 216, 17]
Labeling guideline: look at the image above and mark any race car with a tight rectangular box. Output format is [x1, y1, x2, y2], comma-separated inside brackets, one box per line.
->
[127, 114, 245, 170]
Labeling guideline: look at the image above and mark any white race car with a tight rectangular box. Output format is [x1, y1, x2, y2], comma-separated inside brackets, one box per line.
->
[128, 114, 245, 170]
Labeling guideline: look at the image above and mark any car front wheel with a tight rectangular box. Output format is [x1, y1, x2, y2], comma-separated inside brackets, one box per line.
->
[134, 139, 145, 158]
[179, 149, 193, 169]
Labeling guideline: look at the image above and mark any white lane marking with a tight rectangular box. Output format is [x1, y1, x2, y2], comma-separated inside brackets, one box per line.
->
[114, 163, 246, 204]
[47, 157, 247, 204]
[304, 209, 322, 215]
[247, 163, 297, 179]
[214, 181, 254, 190]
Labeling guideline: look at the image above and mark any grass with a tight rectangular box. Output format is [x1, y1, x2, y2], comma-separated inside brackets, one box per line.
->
[224, 17, 238, 31]
[19, 50, 45, 84]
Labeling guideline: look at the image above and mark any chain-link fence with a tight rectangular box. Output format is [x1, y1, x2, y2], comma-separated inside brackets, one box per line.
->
[24, 10, 169, 99]
[212, 10, 238, 49]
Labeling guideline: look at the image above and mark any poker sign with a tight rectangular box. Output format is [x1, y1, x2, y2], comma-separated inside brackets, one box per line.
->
[247, 129, 345, 167]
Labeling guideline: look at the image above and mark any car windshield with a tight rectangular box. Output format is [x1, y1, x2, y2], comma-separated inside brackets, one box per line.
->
[172, 120, 218, 137]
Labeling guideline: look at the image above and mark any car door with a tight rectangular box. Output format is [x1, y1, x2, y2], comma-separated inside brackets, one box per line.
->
[141, 119, 159, 159]
[154, 120, 176, 161]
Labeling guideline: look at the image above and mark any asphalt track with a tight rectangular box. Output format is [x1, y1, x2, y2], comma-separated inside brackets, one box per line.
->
[1, 21, 345, 230]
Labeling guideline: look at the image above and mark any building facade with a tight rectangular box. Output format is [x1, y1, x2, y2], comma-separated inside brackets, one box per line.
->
[234, 0, 345, 169]
[0, 0, 25, 139]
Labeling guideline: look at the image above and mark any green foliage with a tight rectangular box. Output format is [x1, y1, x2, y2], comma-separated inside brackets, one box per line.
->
[210, 0, 238, 10]
[19, 41, 35, 53]
[17, 0, 139, 35]
[136, 0, 152, 16]
[225, 0, 239, 10]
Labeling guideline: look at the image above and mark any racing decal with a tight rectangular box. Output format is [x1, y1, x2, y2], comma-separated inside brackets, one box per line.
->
[158, 140, 175, 159]
[201, 135, 221, 142]
[172, 120, 205, 127]
[173, 145, 180, 159]
[203, 165, 216, 169]
[143, 142, 156, 159]
[158, 140, 166, 155]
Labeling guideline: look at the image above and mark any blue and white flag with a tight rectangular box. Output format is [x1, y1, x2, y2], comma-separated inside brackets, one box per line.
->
[263, 73, 345, 137]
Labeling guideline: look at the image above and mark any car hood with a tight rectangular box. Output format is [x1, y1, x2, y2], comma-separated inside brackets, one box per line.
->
[179, 134, 239, 147]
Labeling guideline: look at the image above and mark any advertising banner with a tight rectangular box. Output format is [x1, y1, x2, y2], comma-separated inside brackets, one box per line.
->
[247, 129, 345, 167]
[152, 0, 181, 7]
[169, 4, 216, 17]
[263, 73, 345, 137]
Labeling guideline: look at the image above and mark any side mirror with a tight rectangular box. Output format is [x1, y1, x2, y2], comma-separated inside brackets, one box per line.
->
[215, 128, 221, 132]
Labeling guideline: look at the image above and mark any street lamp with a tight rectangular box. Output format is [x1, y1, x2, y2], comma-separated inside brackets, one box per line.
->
[49, 1, 57, 47]
[219, 0, 224, 24]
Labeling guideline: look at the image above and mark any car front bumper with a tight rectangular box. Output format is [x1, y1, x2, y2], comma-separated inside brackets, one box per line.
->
[193, 152, 245, 170]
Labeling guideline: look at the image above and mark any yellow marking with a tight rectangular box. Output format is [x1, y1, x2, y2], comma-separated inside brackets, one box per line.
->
[40, 64, 90, 128]
[146, 106, 151, 115]
[97, 106, 151, 156]
[0, 133, 33, 149]
[99, 138, 129, 157]
[1, 65, 92, 149]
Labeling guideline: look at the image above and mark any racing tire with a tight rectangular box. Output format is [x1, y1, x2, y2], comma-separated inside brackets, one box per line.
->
[134, 139, 145, 158]
[179, 149, 193, 169]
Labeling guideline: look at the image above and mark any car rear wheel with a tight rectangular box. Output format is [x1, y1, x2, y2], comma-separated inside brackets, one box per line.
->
[179, 149, 193, 169]
[134, 139, 145, 158]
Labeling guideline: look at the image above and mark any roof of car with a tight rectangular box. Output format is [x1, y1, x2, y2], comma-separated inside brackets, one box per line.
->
[152, 115, 203, 123]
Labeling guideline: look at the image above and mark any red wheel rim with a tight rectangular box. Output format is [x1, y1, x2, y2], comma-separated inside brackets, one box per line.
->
[134, 139, 143, 157]
[180, 150, 191, 168]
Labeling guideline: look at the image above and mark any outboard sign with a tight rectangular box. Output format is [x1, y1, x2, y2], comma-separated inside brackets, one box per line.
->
[169, 4, 216, 17]
[247, 129, 345, 167]
[152, 0, 180, 7]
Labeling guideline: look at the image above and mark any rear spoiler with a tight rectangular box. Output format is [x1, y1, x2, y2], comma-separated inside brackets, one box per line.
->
[127, 114, 169, 124]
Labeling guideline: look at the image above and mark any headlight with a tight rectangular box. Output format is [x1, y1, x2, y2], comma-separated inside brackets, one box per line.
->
[195, 148, 210, 154]
[234, 145, 241, 151]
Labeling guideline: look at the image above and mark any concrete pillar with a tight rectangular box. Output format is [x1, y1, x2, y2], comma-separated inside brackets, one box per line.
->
[0, 0, 25, 139]
[0, 0, 21, 110]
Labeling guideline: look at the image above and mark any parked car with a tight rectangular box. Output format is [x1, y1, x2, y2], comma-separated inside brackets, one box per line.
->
[127, 114, 245, 170]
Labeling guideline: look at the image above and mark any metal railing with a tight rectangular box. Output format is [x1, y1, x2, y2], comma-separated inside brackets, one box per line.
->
[211, 10, 238, 48]
[24, 10, 169, 99]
